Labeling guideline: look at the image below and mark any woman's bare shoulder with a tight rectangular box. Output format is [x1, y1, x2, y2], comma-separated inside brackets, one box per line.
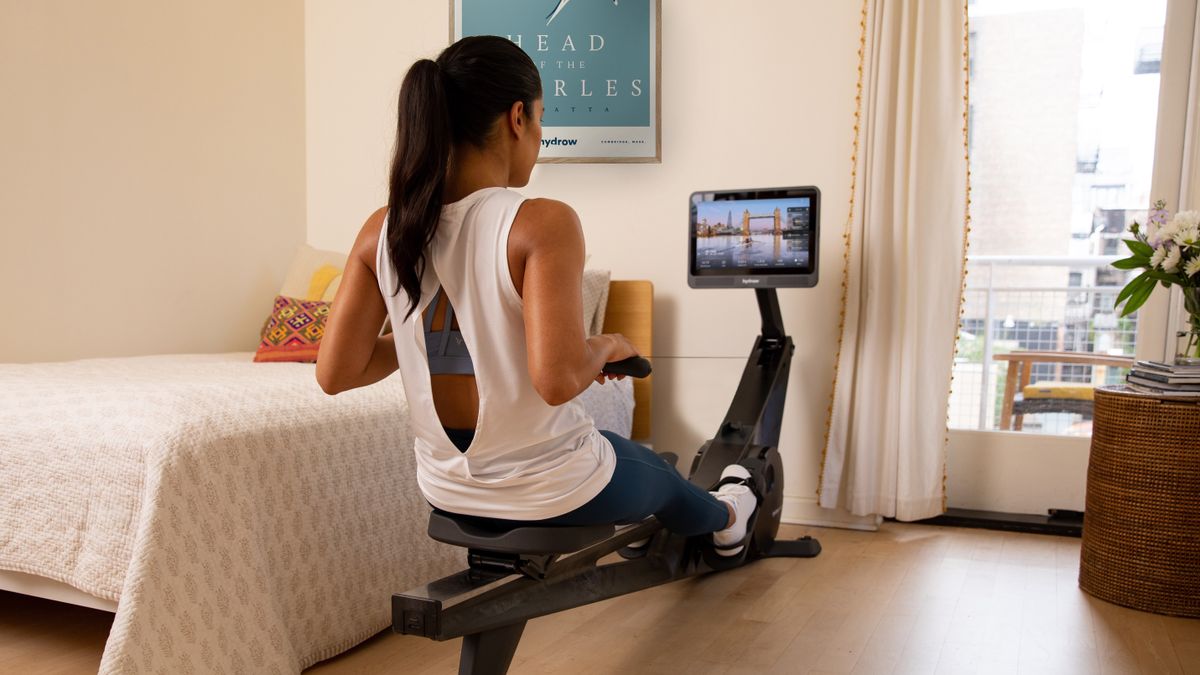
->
[519, 197, 577, 221]
[513, 198, 582, 247]
[352, 206, 390, 274]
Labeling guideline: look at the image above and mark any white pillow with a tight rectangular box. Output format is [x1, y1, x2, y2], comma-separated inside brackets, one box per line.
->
[582, 269, 611, 336]
[577, 376, 634, 437]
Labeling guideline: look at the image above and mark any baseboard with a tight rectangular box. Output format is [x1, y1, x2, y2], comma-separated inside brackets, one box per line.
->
[781, 496, 881, 531]
[910, 507, 1082, 538]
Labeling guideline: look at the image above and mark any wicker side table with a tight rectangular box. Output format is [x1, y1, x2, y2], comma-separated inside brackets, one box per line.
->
[1079, 386, 1200, 617]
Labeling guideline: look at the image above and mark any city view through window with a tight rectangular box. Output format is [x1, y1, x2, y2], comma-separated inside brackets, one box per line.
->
[949, 0, 1167, 436]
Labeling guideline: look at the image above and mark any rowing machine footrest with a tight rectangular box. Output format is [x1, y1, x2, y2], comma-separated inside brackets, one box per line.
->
[761, 537, 822, 558]
[428, 509, 615, 555]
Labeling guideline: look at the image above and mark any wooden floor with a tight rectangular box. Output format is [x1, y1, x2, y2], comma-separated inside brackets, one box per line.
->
[3, 523, 1198, 674]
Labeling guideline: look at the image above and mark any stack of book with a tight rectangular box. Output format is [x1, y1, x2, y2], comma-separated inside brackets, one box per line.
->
[1127, 361, 1200, 397]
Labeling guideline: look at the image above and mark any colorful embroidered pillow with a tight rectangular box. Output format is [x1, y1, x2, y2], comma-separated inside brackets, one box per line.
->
[253, 295, 331, 363]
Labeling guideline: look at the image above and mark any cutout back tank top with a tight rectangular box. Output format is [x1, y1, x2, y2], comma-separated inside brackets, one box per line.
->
[376, 187, 616, 520]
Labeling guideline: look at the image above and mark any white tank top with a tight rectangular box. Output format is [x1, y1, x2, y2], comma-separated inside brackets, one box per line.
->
[376, 187, 616, 520]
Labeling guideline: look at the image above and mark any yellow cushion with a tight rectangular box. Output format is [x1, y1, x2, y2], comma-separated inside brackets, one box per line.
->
[322, 273, 343, 302]
[1023, 382, 1095, 401]
[307, 263, 343, 302]
[279, 244, 348, 301]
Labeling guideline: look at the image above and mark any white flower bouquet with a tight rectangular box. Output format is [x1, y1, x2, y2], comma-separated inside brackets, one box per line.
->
[1115, 200, 1200, 359]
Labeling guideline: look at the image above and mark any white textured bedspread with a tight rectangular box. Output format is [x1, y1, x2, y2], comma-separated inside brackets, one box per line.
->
[0, 352, 633, 673]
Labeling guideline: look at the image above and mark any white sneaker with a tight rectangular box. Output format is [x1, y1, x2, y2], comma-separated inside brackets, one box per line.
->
[710, 464, 757, 557]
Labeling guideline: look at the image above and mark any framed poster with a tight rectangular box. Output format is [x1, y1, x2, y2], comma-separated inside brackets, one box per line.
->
[451, 0, 661, 163]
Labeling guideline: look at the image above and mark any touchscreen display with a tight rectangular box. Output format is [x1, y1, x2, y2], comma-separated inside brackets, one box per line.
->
[691, 195, 814, 273]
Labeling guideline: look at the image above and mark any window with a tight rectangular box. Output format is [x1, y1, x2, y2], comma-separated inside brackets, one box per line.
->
[949, 0, 1166, 436]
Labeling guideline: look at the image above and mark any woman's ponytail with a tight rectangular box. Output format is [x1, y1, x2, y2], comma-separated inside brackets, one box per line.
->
[385, 37, 542, 318]
[387, 58, 451, 319]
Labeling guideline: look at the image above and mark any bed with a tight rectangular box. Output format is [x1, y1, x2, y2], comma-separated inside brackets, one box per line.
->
[0, 280, 652, 674]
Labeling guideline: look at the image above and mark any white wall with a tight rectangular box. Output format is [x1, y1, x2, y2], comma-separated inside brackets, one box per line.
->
[0, 1, 307, 363]
[305, 0, 869, 526]
[947, 430, 1089, 513]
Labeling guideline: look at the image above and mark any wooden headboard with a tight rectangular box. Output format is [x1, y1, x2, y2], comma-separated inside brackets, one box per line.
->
[601, 280, 653, 440]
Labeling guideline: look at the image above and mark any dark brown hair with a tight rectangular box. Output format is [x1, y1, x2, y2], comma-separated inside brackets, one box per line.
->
[386, 35, 542, 317]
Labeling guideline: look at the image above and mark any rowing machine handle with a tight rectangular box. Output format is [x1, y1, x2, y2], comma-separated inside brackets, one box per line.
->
[602, 356, 652, 379]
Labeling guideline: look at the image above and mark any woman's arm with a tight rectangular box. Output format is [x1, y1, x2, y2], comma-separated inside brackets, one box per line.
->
[511, 199, 639, 406]
[315, 207, 398, 395]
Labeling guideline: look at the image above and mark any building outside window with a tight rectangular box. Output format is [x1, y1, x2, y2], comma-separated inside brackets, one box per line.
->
[950, 0, 1166, 435]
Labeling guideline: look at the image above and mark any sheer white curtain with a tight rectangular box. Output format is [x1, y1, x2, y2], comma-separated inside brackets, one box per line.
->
[818, 0, 970, 521]
[1150, 0, 1200, 356]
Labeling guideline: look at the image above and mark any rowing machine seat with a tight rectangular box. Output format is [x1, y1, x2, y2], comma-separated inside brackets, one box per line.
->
[427, 509, 615, 555]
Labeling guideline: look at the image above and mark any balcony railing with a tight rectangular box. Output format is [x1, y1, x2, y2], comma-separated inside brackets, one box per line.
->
[949, 255, 1137, 436]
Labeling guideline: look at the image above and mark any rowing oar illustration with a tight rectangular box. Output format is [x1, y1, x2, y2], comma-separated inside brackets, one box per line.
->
[545, 0, 619, 26]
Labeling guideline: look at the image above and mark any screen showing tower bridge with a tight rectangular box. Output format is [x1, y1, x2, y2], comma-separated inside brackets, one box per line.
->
[688, 186, 820, 289]
[691, 195, 813, 273]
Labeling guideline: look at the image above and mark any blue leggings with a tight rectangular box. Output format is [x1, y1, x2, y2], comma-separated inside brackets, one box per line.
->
[443, 429, 730, 537]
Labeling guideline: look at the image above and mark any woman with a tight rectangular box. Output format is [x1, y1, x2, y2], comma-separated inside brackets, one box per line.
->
[315, 36, 756, 555]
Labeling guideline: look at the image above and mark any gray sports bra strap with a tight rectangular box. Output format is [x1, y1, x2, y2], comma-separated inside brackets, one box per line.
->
[424, 290, 475, 376]
[440, 303, 456, 355]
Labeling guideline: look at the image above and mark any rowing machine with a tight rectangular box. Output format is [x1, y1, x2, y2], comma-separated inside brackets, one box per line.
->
[392, 185, 823, 674]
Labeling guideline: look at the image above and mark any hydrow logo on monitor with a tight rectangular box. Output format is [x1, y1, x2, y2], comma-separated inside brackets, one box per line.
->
[740, 278, 763, 285]
[541, 137, 579, 148]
